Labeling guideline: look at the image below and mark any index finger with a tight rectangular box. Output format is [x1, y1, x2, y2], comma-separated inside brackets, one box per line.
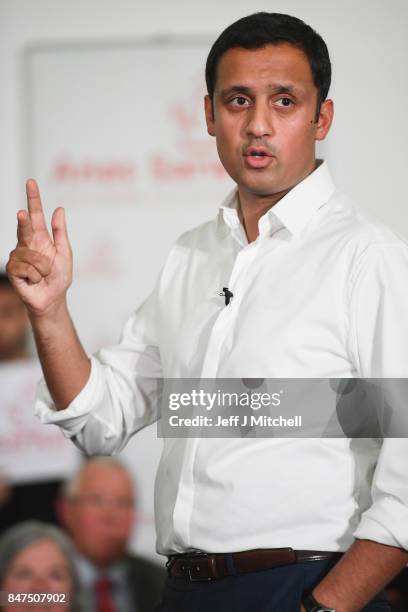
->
[26, 178, 48, 232]
[16, 210, 33, 246]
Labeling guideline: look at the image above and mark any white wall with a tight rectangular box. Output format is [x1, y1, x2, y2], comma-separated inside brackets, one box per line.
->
[1, 0, 407, 563]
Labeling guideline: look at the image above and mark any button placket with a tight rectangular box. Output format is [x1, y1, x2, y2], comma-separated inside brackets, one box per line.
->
[200, 241, 262, 378]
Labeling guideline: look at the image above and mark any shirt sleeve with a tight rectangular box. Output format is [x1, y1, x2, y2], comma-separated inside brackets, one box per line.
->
[348, 241, 408, 549]
[347, 241, 408, 377]
[353, 438, 408, 549]
[34, 288, 162, 456]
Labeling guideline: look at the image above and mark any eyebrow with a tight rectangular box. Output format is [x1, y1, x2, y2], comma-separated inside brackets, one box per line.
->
[218, 84, 301, 97]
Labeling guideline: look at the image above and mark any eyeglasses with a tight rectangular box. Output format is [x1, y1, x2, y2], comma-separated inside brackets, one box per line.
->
[70, 494, 134, 511]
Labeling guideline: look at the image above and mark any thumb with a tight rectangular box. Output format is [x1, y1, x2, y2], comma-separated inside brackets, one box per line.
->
[51, 207, 71, 254]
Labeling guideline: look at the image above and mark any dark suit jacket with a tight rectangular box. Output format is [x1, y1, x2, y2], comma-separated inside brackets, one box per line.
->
[75, 552, 166, 612]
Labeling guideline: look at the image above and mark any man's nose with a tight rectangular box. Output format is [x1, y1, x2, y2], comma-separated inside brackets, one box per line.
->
[31, 574, 50, 592]
[245, 101, 274, 138]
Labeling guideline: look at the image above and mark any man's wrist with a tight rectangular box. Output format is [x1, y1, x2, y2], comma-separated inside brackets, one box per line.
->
[29, 297, 70, 328]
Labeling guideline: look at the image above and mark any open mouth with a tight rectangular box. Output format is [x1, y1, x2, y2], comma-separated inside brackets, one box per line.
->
[243, 148, 274, 168]
[244, 146, 273, 157]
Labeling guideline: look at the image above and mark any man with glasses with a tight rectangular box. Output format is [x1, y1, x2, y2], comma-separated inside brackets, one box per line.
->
[57, 457, 165, 612]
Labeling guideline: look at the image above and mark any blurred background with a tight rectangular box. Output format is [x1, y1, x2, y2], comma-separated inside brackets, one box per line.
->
[0, 0, 407, 608]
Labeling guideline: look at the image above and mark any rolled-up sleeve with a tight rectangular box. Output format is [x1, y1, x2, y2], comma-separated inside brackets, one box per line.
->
[348, 241, 408, 549]
[353, 438, 408, 549]
[34, 289, 162, 456]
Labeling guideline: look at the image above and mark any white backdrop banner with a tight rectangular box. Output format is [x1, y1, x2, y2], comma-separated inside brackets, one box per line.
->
[25, 38, 233, 353]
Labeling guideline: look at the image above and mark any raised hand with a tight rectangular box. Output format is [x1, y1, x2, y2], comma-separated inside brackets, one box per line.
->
[6, 179, 73, 317]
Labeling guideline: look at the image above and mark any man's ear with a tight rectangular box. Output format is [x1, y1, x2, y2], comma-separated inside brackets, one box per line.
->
[315, 98, 334, 141]
[204, 95, 216, 137]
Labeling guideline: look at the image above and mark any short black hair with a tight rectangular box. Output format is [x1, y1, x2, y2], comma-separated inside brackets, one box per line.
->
[205, 12, 331, 121]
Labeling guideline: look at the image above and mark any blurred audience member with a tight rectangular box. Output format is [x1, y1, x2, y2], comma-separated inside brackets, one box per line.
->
[0, 271, 29, 361]
[0, 476, 11, 509]
[0, 520, 82, 611]
[0, 272, 80, 533]
[58, 457, 165, 612]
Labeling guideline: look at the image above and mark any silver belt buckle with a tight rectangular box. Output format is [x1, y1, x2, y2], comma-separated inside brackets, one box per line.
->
[186, 553, 213, 582]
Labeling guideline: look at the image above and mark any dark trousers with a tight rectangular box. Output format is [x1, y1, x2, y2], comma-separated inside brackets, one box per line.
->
[155, 559, 390, 611]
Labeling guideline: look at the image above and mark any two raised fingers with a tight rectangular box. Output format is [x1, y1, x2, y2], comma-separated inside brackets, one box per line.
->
[7, 247, 52, 284]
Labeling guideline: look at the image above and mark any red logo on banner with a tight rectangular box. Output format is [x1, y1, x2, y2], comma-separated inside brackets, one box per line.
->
[52, 159, 137, 183]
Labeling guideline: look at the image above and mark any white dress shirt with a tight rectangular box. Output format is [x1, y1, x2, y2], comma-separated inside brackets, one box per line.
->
[35, 160, 408, 556]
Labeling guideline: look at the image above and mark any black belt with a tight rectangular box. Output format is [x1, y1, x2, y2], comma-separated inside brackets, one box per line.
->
[167, 548, 343, 582]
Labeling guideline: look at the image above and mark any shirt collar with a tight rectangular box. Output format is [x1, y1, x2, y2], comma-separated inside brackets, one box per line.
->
[218, 160, 336, 239]
[75, 552, 127, 587]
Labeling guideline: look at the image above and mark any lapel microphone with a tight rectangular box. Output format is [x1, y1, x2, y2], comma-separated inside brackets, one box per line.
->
[220, 287, 234, 306]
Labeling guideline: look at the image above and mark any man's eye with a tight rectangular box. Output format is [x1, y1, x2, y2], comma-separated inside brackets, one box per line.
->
[230, 96, 249, 107]
[277, 97, 294, 107]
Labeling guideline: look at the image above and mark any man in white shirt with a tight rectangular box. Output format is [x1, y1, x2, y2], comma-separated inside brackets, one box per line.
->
[6, 11, 408, 612]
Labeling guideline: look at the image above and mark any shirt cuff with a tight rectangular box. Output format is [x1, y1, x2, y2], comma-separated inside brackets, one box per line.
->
[353, 495, 408, 550]
[34, 356, 101, 439]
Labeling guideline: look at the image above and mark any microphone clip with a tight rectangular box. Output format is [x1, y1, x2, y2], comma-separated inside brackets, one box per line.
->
[219, 287, 234, 306]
